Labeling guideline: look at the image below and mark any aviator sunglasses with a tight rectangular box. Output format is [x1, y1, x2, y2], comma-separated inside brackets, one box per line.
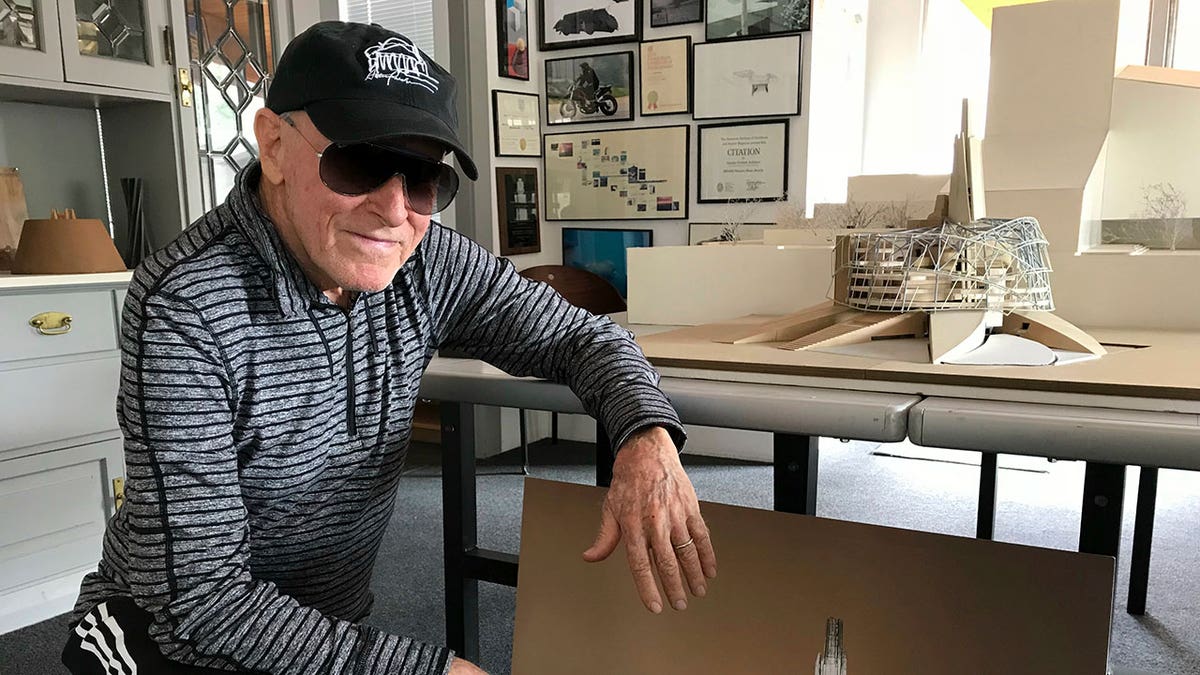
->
[280, 112, 459, 215]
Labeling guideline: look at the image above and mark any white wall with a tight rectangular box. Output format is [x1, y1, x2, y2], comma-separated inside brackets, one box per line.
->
[804, 0, 868, 210]
[860, 0, 990, 176]
[1101, 75, 1200, 219]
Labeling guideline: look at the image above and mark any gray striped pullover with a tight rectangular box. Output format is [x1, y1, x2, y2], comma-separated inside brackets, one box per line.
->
[71, 163, 685, 674]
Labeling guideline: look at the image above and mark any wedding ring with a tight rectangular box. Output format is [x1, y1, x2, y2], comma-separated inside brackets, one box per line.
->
[672, 537, 695, 551]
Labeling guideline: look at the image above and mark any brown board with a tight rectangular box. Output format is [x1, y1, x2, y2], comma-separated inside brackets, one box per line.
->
[513, 478, 1114, 674]
[637, 318, 1200, 401]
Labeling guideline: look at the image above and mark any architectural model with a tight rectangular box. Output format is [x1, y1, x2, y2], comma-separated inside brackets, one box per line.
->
[833, 217, 1053, 313]
[814, 617, 847, 675]
[715, 100, 1107, 365]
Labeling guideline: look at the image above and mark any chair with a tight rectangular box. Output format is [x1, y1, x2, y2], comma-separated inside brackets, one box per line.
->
[514, 265, 627, 474]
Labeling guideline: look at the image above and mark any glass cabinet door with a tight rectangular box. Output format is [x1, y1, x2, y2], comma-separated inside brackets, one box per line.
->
[56, 0, 172, 94]
[0, 0, 65, 81]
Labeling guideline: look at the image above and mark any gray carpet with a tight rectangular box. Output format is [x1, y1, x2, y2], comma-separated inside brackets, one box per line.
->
[2, 439, 1197, 674]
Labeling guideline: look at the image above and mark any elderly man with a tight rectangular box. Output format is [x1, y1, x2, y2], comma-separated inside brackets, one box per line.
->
[60, 21, 715, 675]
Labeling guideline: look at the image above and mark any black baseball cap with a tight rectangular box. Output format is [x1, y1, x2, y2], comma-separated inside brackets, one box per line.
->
[267, 21, 478, 181]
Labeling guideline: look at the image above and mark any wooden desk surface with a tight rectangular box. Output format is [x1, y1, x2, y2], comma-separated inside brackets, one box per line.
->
[638, 316, 1200, 401]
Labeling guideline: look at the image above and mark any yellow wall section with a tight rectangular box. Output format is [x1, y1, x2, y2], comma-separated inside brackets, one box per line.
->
[960, 0, 1048, 28]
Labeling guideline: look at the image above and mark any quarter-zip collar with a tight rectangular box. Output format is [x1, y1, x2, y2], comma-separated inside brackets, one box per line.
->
[226, 162, 340, 318]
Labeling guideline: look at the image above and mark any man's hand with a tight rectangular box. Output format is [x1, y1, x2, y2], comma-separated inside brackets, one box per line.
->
[448, 656, 488, 674]
[582, 426, 717, 613]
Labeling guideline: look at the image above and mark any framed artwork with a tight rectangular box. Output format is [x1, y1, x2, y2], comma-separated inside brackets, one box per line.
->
[650, 0, 702, 27]
[497, 167, 541, 255]
[497, 0, 531, 79]
[492, 90, 542, 157]
[689, 222, 774, 244]
[693, 35, 802, 120]
[544, 51, 635, 126]
[705, 0, 811, 42]
[539, 0, 643, 51]
[639, 36, 691, 117]
[697, 120, 789, 202]
[561, 227, 653, 297]
[543, 125, 690, 221]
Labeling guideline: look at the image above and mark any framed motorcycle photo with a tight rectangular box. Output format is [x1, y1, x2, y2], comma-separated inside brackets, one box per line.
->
[544, 51, 635, 126]
[539, 0, 643, 51]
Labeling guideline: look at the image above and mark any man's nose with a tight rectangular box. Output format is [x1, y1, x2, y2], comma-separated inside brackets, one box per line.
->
[372, 174, 411, 221]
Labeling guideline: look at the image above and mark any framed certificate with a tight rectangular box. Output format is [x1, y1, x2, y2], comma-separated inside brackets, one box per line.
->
[693, 35, 802, 120]
[697, 120, 789, 202]
[639, 36, 691, 117]
[492, 89, 542, 157]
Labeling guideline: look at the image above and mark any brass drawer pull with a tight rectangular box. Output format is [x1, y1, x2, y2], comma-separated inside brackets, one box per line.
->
[30, 312, 73, 336]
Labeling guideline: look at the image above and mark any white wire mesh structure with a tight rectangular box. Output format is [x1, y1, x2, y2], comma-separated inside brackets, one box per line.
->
[832, 217, 1055, 313]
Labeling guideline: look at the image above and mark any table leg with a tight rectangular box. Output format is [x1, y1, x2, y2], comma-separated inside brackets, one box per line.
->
[596, 422, 613, 488]
[1079, 462, 1126, 558]
[977, 452, 998, 540]
[440, 401, 479, 661]
[774, 434, 819, 515]
[1127, 467, 1158, 615]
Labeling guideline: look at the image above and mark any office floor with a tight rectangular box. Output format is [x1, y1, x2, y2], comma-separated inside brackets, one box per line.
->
[2, 438, 1197, 674]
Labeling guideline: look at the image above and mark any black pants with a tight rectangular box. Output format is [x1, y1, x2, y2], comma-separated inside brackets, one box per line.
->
[62, 597, 248, 674]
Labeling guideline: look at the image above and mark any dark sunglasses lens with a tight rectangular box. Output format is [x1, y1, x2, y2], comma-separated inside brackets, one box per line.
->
[319, 144, 459, 215]
[319, 144, 395, 196]
[400, 160, 459, 216]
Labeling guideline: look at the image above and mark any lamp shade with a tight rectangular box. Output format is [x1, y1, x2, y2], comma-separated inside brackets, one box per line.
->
[11, 209, 127, 274]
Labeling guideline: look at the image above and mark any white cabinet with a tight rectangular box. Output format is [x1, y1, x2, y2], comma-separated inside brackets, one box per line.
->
[0, 0, 172, 96]
[55, 0, 173, 95]
[0, 437, 123, 592]
[0, 0, 66, 82]
[0, 274, 128, 633]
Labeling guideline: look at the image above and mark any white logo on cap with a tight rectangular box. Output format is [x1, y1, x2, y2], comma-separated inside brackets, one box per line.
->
[364, 36, 439, 92]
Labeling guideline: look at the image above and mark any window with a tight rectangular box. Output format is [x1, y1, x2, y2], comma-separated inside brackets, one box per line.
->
[1170, 0, 1200, 69]
[341, 0, 435, 57]
[1098, 0, 1199, 250]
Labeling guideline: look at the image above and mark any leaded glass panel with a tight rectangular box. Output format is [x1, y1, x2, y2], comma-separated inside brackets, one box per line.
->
[187, 0, 274, 210]
[75, 0, 147, 62]
[0, 0, 40, 50]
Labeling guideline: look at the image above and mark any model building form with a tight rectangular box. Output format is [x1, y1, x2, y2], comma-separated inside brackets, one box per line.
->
[814, 617, 847, 675]
[718, 103, 1107, 366]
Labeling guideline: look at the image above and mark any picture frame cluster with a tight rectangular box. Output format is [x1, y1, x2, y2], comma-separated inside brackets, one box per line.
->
[490, 0, 812, 292]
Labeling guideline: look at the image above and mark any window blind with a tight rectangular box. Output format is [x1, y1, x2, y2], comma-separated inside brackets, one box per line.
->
[342, 0, 436, 57]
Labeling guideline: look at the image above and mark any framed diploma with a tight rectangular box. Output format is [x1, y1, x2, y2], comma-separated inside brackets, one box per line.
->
[692, 35, 802, 120]
[697, 120, 789, 203]
[492, 89, 542, 157]
[639, 36, 691, 117]
[497, 167, 542, 255]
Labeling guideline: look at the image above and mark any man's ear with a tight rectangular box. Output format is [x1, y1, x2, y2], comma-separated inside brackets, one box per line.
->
[254, 109, 285, 186]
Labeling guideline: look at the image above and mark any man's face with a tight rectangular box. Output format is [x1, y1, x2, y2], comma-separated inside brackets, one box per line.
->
[257, 110, 447, 294]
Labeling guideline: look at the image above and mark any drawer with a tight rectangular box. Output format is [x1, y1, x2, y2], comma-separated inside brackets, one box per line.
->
[0, 357, 121, 453]
[0, 291, 118, 363]
[0, 438, 122, 593]
[114, 289, 128, 330]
